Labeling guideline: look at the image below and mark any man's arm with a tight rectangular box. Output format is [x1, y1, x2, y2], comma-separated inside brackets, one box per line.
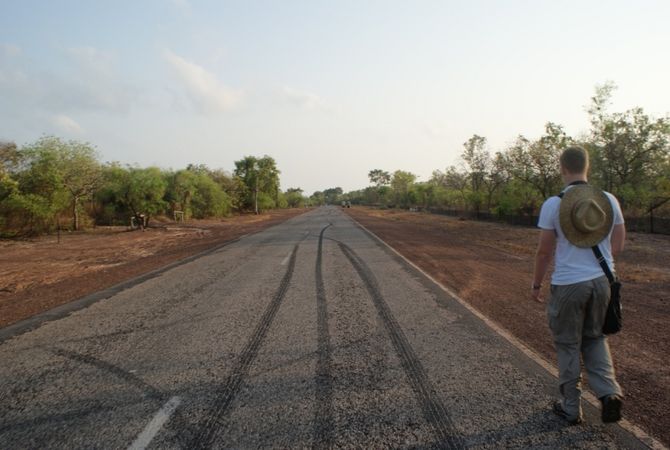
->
[531, 229, 556, 303]
[611, 224, 625, 257]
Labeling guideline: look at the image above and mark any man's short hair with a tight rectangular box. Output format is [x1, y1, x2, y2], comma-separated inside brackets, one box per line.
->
[560, 146, 589, 174]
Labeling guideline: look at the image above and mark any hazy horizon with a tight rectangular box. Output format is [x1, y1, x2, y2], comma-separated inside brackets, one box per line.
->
[2, 0, 669, 194]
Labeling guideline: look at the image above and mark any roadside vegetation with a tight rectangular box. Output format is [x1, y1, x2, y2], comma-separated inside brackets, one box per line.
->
[341, 84, 670, 229]
[0, 142, 308, 237]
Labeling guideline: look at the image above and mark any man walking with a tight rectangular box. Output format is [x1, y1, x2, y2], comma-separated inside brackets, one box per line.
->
[531, 146, 625, 425]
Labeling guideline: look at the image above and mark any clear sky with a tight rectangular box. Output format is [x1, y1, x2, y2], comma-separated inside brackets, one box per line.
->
[1, 0, 669, 194]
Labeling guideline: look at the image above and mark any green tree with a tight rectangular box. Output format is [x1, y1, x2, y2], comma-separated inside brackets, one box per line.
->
[166, 169, 198, 217]
[390, 170, 417, 208]
[367, 169, 392, 206]
[310, 191, 325, 206]
[0, 172, 18, 205]
[0, 141, 20, 175]
[503, 122, 570, 202]
[285, 187, 305, 208]
[126, 167, 167, 222]
[257, 156, 281, 206]
[650, 157, 670, 215]
[368, 169, 391, 186]
[233, 156, 257, 212]
[276, 191, 289, 209]
[97, 165, 167, 225]
[432, 167, 468, 208]
[205, 167, 244, 211]
[14, 142, 70, 233]
[461, 135, 490, 214]
[323, 187, 343, 205]
[95, 163, 129, 224]
[484, 152, 510, 210]
[191, 173, 231, 218]
[0, 143, 43, 234]
[0, 141, 19, 204]
[234, 155, 281, 214]
[412, 183, 437, 209]
[20, 136, 102, 230]
[587, 83, 670, 209]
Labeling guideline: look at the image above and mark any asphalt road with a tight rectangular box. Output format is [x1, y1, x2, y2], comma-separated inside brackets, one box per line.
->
[0, 207, 649, 449]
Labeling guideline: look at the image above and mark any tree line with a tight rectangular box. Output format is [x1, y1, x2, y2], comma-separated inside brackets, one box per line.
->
[343, 84, 670, 223]
[0, 138, 308, 236]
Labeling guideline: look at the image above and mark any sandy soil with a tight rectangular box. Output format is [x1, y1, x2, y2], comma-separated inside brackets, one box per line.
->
[0, 209, 308, 329]
[346, 207, 670, 447]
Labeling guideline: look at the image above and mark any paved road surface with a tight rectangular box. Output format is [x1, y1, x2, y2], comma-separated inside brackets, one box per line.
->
[0, 207, 648, 449]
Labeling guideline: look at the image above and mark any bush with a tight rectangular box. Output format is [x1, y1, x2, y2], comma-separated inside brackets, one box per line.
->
[191, 174, 232, 218]
[257, 192, 276, 212]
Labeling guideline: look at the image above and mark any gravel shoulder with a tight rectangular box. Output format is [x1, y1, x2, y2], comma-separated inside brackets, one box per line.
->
[346, 206, 670, 447]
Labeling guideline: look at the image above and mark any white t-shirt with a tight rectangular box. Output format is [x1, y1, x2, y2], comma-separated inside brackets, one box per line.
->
[537, 187, 624, 286]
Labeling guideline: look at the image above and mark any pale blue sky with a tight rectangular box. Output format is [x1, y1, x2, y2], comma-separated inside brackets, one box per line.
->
[1, 0, 669, 193]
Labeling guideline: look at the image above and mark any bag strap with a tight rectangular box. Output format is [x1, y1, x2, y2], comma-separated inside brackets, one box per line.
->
[557, 180, 588, 198]
[591, 244, 616, 284]
[557, 181, 616, 284]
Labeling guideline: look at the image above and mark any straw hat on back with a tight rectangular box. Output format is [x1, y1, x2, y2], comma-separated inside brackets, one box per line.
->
[560, 185, 614, 248]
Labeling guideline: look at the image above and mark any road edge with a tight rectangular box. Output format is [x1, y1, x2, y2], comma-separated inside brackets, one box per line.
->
[0, 209, 315, 346]
[346, 212, 667, 450]
[0, 235, 246, 345]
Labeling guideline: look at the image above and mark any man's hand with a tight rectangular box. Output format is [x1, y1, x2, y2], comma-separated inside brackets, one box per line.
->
[531, 229, 555, 304]
[530, 287, 543, 303]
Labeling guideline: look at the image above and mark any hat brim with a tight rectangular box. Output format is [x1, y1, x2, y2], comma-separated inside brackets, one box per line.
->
[559, 185, 614, 248]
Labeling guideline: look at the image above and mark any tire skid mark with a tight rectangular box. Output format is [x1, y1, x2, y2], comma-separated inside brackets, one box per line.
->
[313, 224, 333, 448]
[0, 398, 145, 435]
[335, 240, 465, 449]
[54, 311, 216, 347]
[246, 336, 368, 381]
[0, 230, 281, 347]
[187, 242, 300, 449]
[55, 235, 280, 349]
[51, 347, 164, 401]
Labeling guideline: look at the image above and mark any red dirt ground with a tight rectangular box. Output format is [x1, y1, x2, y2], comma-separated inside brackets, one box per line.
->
[346, 207, 670, 447]
[0, 209, 308, 329]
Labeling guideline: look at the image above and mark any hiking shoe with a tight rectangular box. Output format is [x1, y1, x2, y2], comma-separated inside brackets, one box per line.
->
[552, 401, 583, 425]
[600, 395, 623, 423]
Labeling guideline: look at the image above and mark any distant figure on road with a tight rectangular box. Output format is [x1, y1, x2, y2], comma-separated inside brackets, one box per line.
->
[531, 146, 625, 425]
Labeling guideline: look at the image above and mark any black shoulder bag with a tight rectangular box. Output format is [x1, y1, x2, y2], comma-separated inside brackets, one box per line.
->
[559, 185, 622, 335]
[592, 245, 623, 334]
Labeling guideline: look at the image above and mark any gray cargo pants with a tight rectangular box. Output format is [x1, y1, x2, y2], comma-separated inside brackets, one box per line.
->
[548, 275, 623, 420]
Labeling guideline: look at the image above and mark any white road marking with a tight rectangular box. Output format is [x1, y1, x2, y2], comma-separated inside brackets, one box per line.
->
[281, 251, 292, 266]
[128, 396, 181, 450]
